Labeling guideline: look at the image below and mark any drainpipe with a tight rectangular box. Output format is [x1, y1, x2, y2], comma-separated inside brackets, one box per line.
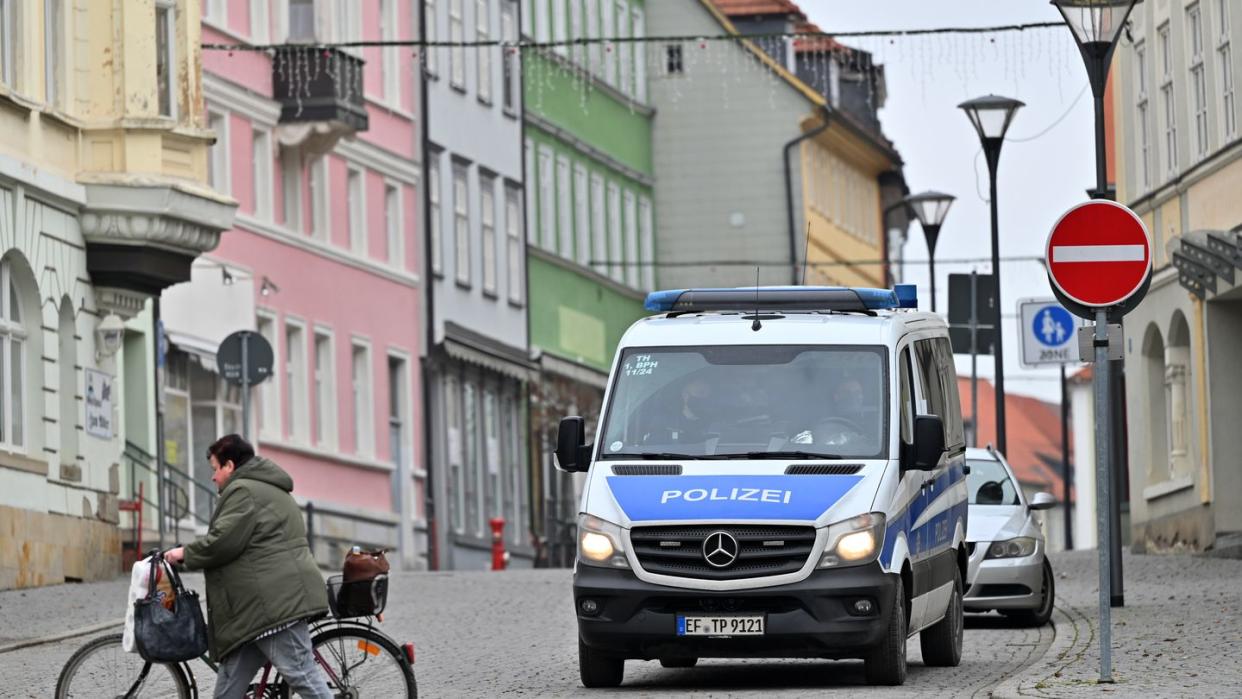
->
[418, 0, 438, 571]
[783, 106, 832, 285]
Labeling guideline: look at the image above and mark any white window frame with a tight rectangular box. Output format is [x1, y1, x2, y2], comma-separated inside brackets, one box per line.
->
[453, 162, 471, 285]
[573, 164, 590, 267]
[607, 181, 622, 282]
[156, 0, 177, 118]
[430, 154, 444, 276]
[502, 3, 518, 116]
[425, 0, 439, 76]
[449, 0, 465, 88]
[590, 173, 606, 276]
[208, 111, 231, 195]
[623, 189, 638, 288]
[252, 127, 273, 220]
[0, 261, 28, 451]
[483, 387, 500, 523]
[481, 174, 498, 296]
[505, 185, 525, 305]
[601, 0, 615, 85]
[351, 340, 375, 457]
[445, 374, 464, 534]
[462, 379, 481, 536]
[310, 155, 331, 240]
[477, 0, 493, 102]
[632, 6, 646, 102]
[521, 0, 532, 37]
[1135, 41, 1151, 190]
[257, 311, 282, 439]
[1219, 0, 1236, 140]
[313, 328, 337, 449]
[586, 0, 600, 76]
[0, 0, 15, 87]
[284, 319, 309, 443]
[279, 144, 303, 231]
[385, 182, 404, 268]
[570, 0, 584, 65]
[524, 139, 537, 243]
[251, 0, 270, 43]
[335, 0, 361, 54]
[556, 155, 573, 258]
[553, 0, 568, 56]
[639, 195, 654, 290]
[348, 167, 366, 254]
[615, 1, 630, 96]
[1159, 22, 1177, 177]
[387, 352, 411, 471]
[535, 0, 550, 43]
[382, 0, 400, 102]
[538, 146, 555, 250]
[204, 0, 227, 25]
[1188, 3, 1209, 158]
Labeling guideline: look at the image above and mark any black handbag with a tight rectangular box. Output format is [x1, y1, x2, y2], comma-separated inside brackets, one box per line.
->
[133, 553, 209, 663]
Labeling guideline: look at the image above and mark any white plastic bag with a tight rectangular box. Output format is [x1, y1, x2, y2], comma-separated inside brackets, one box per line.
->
[122, 557, 155, 653]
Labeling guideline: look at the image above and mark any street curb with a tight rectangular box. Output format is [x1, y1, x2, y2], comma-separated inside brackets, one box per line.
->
[990, 604, 1091, 698]
[0, 619, 123, 655]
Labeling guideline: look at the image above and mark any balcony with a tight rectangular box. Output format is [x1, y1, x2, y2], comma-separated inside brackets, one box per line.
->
[272, 46, 369, 152]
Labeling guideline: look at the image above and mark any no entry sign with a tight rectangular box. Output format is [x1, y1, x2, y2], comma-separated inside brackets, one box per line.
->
[1046, 200, 1152, 309]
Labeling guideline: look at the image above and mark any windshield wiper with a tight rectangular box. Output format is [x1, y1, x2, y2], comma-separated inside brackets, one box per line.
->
[602, 452, 715, 461]
[730, 450, 847, 460]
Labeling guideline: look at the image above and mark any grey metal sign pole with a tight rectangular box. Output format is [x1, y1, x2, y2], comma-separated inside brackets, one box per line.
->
[970, 271, 978, 445]
[241, 331, 251, 443]
[1093, 308, 1113, 682]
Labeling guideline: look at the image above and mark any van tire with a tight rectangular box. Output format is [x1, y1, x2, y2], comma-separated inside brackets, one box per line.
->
[579, 638, 624, 688]
[864, 578, 907, 686]
[920, 563, 964, 666]
[659, 657, 698, 668]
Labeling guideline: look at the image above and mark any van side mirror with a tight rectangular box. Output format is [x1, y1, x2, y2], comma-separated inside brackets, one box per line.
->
[1028, 492, 1057, 511]
[555, 416, 592, 473]
[913, 415, 945, 470]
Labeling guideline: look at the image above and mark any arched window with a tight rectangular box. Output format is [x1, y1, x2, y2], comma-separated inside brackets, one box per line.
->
[1142, 323, 1169, 483]
[58, 298, 79, 474]
[0, 259, 28, 450]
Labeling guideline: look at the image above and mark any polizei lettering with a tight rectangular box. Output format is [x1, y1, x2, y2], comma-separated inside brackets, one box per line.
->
[659, 487, 793, 505]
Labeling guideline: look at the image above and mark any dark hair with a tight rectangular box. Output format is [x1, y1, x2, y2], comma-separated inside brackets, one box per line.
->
[206, 434, 255, 469]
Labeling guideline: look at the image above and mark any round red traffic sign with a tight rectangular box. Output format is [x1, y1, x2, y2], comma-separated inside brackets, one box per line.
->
[1046, 200, 1152, 308]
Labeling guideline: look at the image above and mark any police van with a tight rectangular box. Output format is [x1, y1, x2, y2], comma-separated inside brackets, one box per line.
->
[555, 286, 968, 688]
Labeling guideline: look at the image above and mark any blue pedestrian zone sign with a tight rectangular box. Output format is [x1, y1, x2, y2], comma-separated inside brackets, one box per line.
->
[1019, 300, 1078, 366]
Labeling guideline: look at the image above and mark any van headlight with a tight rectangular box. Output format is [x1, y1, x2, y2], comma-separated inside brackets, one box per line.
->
[819, 513, 886, 568]
[577, 515, 630, 569]
[984, 537, 1037, 560]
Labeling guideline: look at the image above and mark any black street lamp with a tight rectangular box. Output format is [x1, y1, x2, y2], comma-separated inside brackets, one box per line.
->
[1052, 0, 1139, 199]
[904, 191, 955, 313]
[958, 94, 1024, 459]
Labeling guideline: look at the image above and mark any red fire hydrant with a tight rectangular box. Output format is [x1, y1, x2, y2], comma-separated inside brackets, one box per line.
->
[489, 517, 508, 571]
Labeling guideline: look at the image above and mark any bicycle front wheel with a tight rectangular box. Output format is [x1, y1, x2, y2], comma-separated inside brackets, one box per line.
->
[56, 632, 192, 698]
[311, 626, 417, 698]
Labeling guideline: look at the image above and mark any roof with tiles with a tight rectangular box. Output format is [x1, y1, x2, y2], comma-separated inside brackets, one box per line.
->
[711, 0, 805, 17]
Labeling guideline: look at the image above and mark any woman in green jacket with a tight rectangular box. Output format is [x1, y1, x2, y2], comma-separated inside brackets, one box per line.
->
[165, 434, 331, 699]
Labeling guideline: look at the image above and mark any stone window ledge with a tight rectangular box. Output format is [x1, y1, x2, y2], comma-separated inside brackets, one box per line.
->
[0, 451, 49, 476]
[1143, 475, 1195, 501]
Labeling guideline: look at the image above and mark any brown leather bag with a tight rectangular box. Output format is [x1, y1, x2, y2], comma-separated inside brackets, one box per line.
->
[342, 547, 390, 583]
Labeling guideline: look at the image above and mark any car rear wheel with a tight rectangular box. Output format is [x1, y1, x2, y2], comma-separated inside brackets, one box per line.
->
[920, 563, 964, 666]
[1010, 559, 1055, 627]
[579, 638, 624, 688]
[864, 577, 907, 686]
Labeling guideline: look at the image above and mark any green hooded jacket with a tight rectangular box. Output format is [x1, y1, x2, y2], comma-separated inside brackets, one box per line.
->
[183, 456, 328, 660]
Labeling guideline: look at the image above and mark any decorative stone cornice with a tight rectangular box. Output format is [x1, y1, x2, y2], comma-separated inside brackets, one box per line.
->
[80, 181, 237, 257]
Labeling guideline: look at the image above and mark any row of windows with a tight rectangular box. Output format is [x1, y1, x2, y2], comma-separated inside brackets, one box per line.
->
[525, 139, 655, 290]
[426, 0, 522, 114]
[206, 109, 412, 271]
[523, 0, 649, 103]
[428, 153, 527, 303]
[1134, 0, 1235, 190]
[254, 314, 412, 467]
[804, 141, 881, 246]
[442, 371, 526, 546]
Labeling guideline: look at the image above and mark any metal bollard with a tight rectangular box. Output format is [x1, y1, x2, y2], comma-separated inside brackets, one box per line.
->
[489, 517, 508, 571]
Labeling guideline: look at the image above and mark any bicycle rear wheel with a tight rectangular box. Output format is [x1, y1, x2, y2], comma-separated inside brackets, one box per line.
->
[311, 625, 417, 698]
[56, 632, 192, 698]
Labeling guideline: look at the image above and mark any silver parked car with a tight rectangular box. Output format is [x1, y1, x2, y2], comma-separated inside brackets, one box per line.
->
[963, 447, 1056, 626]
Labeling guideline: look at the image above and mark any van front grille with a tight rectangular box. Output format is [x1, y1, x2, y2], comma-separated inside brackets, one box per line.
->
[630, 525, 816, 581]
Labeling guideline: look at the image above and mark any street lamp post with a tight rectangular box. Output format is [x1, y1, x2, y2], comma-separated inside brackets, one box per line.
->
[904, 191, 956, 313]
[1053, 0, 1139, 622]
[958, 95, 1024, 459]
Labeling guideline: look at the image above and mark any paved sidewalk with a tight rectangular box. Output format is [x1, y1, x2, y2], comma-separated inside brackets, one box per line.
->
[992, 550, 1242, 698]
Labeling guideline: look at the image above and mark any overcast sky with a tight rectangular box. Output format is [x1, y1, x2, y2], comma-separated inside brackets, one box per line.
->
[808, 1, 1097, 403]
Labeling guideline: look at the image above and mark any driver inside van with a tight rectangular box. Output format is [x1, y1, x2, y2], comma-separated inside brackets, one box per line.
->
[669, 377, 719, 443]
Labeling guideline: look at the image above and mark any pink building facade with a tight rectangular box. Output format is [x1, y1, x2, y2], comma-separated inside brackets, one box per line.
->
[158, 0, 427, 568]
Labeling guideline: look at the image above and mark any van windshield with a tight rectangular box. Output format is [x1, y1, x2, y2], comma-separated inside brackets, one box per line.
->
[598, 345, 888, 460]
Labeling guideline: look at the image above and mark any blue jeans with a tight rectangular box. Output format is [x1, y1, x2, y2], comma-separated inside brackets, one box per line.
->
[213, 621, 332, 698]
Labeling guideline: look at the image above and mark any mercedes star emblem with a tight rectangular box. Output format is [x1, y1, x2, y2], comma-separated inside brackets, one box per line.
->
[702, 531, 740, 568]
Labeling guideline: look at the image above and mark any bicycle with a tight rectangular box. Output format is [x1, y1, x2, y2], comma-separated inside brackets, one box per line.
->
[55, 559, 417, 698]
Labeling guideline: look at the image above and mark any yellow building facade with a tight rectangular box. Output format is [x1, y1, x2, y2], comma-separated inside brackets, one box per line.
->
[0, 0, 234, 589]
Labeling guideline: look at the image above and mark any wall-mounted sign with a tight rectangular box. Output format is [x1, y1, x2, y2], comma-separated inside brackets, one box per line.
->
[85, 369, 114, 440]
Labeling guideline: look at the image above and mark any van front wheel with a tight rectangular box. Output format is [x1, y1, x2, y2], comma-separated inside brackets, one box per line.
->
[579, 638, 624, 688]
[864, 577, 907, 686]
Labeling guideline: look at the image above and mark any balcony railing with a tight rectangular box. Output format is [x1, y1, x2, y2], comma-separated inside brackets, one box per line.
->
[272, 46, 369, 132]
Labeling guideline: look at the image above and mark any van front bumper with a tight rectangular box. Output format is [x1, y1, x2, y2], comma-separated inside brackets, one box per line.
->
[573, 563, 897, 661]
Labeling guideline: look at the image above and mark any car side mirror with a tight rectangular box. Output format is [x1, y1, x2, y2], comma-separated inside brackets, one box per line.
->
[555, 416, 593, 473]
[1028, 492, 1057, 511]
[913, 415, 945, 471]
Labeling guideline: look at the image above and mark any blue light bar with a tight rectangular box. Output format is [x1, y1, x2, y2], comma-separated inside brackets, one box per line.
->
[644, 286, 905, 313]
[894, 284, 918, 309]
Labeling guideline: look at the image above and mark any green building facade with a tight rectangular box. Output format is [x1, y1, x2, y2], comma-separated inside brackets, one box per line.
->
[520, 0, 655, 565]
